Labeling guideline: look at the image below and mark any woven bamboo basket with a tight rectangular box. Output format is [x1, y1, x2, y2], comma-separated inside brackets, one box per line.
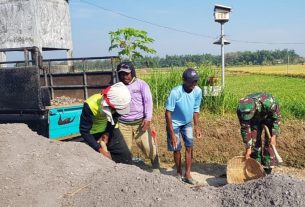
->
[227, 156, 266, 184]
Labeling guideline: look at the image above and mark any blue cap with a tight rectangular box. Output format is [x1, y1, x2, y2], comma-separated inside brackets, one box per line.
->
[183, 68, 199, 81]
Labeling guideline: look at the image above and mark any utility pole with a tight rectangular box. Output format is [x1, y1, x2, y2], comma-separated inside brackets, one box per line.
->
[213, 5, 231, 89]
[287, 53, 289, 74]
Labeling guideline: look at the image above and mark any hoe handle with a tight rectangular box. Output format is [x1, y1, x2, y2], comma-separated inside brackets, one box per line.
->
[263, 125, 283, 163]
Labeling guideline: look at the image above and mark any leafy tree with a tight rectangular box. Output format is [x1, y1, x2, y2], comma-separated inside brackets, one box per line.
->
[109, 27, 156, 61]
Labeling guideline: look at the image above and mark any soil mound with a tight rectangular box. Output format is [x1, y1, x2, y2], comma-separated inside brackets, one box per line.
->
[1, 124, 305, 207]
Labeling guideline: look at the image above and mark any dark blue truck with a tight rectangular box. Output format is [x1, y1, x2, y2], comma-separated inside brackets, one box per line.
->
[0, 47, 120, 140]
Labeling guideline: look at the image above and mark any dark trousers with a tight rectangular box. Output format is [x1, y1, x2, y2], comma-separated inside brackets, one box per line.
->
[93, 128, 132, 164]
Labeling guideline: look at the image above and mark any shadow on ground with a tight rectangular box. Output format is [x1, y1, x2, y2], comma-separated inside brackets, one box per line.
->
[132, 158, 228, 187]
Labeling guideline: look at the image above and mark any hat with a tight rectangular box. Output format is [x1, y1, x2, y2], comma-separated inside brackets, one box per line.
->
[183, 68, 199, 82]
[117, 63, 132, 73]
[238, 97, 256, 120]
[102, 82, 131, 115]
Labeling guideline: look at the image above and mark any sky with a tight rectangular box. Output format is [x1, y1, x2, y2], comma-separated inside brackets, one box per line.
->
[67, 0, 305, 58]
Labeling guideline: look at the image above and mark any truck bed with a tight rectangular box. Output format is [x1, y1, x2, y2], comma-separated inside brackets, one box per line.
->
[0, 48, 119, 140]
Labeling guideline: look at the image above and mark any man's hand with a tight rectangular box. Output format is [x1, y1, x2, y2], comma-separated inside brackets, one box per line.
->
[245, 147, 252, 159]
[194, 127, 202, 139]
[171, 135, 178, 150]
[270, 135, 276, 146]
[98, 132, 109, 144]
[99, 147, 112, 160]
[141, 120, 150, 132]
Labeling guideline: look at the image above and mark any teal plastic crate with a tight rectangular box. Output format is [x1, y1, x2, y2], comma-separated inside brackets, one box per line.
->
[48, 105, 83, 139]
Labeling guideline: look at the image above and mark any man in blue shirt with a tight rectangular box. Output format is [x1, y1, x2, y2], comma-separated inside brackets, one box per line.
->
[165, 68, 203, 185]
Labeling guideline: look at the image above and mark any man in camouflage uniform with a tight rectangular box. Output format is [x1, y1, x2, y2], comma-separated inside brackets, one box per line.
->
[237, 92, 281, 172]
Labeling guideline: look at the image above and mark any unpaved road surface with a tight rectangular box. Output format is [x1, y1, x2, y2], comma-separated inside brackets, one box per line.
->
[1, 124, 305, 207]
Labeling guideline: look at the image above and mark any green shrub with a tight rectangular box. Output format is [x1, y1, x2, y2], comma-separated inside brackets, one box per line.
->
[142, 65, 214, 109]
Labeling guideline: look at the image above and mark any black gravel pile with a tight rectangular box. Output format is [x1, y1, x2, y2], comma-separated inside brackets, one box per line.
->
[218, 174, 305, 207]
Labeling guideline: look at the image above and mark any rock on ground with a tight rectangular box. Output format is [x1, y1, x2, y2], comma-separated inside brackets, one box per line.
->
[1, 124, 305, 207]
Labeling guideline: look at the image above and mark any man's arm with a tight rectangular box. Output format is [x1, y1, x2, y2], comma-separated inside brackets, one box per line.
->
[141, 81, 153, 131]
[264, 95, 281, 146]
[80, 103, 112, 160]
[240, 120, 253, 159]
[80, 103, 101, 151]
[237, 110, 254, 159]
[193, 87, 203, 138]
[268, 106, 280, 147]
[270, 103, 281, 144]
[165, 110, 177, 150]
[193, 112, 201, 138]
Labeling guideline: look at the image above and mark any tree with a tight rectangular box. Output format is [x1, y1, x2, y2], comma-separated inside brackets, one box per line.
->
[109, 27, 156, 61]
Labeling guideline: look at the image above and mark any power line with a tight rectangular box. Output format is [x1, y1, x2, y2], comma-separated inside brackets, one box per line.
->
[229, 39, 305, 45]
[78, 0, 215, 39]
[77, 0, 305, 45]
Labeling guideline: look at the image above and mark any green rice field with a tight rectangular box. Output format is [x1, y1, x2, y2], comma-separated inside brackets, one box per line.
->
[138, 65, 305, 119]
[225, 74, 305, 119]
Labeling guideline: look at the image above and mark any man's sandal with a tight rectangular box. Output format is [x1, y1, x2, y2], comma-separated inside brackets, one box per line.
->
[176, 174, 184, 182]
[182, 177, 198, 185]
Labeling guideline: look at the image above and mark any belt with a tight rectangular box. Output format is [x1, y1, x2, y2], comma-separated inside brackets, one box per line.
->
[118, 118, 143, 124]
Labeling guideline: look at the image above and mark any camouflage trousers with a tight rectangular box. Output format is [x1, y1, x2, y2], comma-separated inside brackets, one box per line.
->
[250, 125, 277, 169]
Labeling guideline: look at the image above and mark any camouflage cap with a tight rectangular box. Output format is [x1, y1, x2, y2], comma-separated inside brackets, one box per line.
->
[238, 97, 256, 120]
